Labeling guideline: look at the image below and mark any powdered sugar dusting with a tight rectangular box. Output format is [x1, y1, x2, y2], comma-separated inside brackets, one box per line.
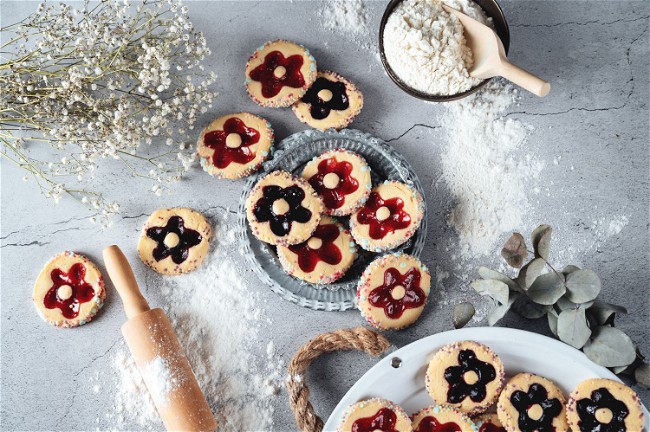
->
[141, 356, 180, 407]
[111, 211, 282, 431]
[320, 0, 368, 35]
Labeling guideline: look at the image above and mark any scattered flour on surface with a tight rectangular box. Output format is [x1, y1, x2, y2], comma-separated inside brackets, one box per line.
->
[111, 212, 283, 431]
[141, 356, 180, 407]
[383, 0, 492, 95]
[439, 80, 543, 263]
[320, 0, 368, 35]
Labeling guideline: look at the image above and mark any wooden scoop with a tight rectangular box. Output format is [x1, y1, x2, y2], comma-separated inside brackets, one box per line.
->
[103, 245, 217, 432]
[442, 4, 551, 97]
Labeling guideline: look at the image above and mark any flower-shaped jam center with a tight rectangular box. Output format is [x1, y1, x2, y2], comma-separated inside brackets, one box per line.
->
[288, 223, 342, 272]
[253, 185, 312, 237]
[478, 422, 506, 432]
[203, 117, 260, 169]
[356, 192, 411, 240]
[510, 383, 563, 432]
[576, 388, 629, 432]
[368, 267, 425, 319]
[301, 77, 349, 120]
[249, 50, 305, 98]
[146, 216, 203, 264]
[308, 157, 359, 210]
[415, 416, 462, 432]
[352, 408, 399, 432]
[44, 263, 96, 319]
[444, 349, 496, 404]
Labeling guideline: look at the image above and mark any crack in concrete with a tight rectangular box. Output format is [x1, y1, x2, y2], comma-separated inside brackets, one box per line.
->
[120, 212, 149, 220]
[385, 123, 440, 143]
[206, 204, 238, 215]
[0, 240, 50, 249]
[511, 16, 650, 28]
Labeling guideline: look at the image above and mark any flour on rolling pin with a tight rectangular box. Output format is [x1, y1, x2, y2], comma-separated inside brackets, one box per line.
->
[141, 356, 182, 406]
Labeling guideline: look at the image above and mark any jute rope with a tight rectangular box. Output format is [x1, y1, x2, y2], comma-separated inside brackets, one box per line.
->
[286, 327, 391, 432]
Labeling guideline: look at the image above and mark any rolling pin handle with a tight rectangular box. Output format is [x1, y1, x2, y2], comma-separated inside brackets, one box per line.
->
[102, 245, 150, 319]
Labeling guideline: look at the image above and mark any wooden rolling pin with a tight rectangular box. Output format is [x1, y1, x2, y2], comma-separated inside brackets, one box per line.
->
[103, 245, 217, 432]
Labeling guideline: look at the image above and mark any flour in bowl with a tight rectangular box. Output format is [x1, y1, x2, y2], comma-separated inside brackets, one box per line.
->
[383, 0, 492, 96]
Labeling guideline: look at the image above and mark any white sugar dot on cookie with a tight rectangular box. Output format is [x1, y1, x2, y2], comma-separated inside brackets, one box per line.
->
[137, 208, 212, 276]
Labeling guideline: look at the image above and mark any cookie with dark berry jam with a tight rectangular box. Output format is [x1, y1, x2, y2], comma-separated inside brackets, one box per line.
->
[357, 253, 431, 330]
[411, 405, 476, 432]
[277, 216, 356, 285]
[350, 180, 424, 252]
[338, 398, 412, 432]
[301, 149, 371, 217]
[197, 113, 274, 179]
[566, 378, 644, 432]
[245, 170, 323, 246]
[497, 373, 568, 432]
[293, 71, 363, 130]
[426, 341, 505, 415]
[245, 40, 317, 108]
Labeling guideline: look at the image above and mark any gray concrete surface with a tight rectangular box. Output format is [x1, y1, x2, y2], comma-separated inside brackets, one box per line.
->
[1, 1, 648, 430]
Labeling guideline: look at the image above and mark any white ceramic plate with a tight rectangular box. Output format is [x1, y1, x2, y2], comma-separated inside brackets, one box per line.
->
[324, 327, 649, 431]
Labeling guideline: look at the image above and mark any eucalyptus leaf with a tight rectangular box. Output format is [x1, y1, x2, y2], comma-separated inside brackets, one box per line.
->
[556, 296, 594, 311]
[527, 272, 566, 305]
[478, 267, 522, 292]
[547, 311, 559, 336]
[532, 224, 552, 260]
[512, 295, 549, 319]
[501, 232, 528, 268]
[453, 303, 475, 329]
[557, 308, 591, 349]
[565, 270, 602, 303]
[518, 258, 547, 289]
[562, 265, 581, 275]
[488, 294, 519, 326]
[610, 365, 630, 375]
[583, 326, 636, 367]
[635, 363, 650, 388]
[588, 301, 628, 326]
[471, 280, 509, 305]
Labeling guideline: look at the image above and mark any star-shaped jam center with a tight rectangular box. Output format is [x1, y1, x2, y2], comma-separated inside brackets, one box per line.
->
[368, 267, 426, 319]
[356, 192, 411, 239]
[203, 117, 260, 169]
[44, 263, 96, 319]
[288, 223, 342, 272]
[307, 156, 359, 210]
[249, 50, 305, 98]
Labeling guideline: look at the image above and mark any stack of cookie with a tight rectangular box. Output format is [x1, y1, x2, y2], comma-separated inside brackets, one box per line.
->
[337, 340, 646, 432]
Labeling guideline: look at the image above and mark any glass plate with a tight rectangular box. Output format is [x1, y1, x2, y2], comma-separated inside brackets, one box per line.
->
[236, 129, 427, 311]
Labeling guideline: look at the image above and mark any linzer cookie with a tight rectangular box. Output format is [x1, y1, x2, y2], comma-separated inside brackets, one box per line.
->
[138, 208, 211, 275]
[301, 149, 371, 216]
[476, 413, 507, 432]
[497, 373, 568, 432]
[357, 253, 431, 330]
[277, 216, 356, 284]
[245, 40, 317, 108]
[350, 180, 424, 252]
[338, 398, 412, 432]
[246, 170, 323, 246]
[411, 405, 477, 432]
[426, 341, 505, 415]
[197, 112, 274, 179]
[33, 252, 106, 328]
[566, 378, 644, 432]
[293, 71, 364, 130]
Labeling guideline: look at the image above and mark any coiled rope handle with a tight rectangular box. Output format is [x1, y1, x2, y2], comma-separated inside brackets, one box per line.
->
[286, 327, 391, 432]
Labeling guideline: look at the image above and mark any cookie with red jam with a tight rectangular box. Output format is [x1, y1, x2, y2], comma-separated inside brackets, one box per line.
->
[497, 373, 568, 432]
[246, 170, 324, 246]
[350, 180, 424, 252]
[245, 40, 317, 108]
[33, 251, 106, 328]
[138, 208, 212, 275]
[475, 414, 507, 432]
[277, 216, 356, 285]
[293, 71, 364, 130]
[412, 405, 477, 432]
[197, 113, 274, 179]
[357, 253, 431, 330]
[301, 149, 371, 217]
[566, 378, 644, 432]
[426, 341, 506, 415]
[338, 398, 412, 432]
